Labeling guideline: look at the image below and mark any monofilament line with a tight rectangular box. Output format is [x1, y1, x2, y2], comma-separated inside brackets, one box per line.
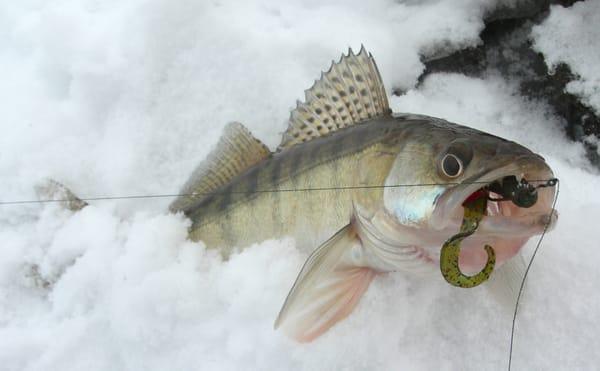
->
[0, 179, 556, 206]
[508, 179, 560, 371]
[1, 177, 561, 368]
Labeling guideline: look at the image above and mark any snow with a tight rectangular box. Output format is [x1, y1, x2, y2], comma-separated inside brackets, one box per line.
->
[1, 0, 599, 370]
[531, 0, 600, 115]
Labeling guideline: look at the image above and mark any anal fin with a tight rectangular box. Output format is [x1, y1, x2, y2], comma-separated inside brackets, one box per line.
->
[274, 224, 376, 342]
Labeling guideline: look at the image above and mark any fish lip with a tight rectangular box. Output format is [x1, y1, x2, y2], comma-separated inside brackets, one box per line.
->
[429, 154, 556, 231]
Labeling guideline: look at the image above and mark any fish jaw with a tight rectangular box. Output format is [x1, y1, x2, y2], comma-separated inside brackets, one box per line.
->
[428, 154, 557, 272]
[430, 155, 555, 229]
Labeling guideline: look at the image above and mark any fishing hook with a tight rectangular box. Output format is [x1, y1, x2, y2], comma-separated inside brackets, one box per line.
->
[487, 177, 558, 208]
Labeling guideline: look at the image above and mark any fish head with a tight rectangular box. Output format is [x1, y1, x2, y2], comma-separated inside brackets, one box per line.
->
[382, 118, 557, 272]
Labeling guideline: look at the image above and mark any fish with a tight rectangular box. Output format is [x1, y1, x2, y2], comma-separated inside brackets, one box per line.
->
[47, 47, 558, 343]
[167, 47, 557, 342]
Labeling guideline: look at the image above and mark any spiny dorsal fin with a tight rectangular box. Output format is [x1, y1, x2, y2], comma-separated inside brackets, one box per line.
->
[170, 122, 270, 213]
[278, 46, 391, 151]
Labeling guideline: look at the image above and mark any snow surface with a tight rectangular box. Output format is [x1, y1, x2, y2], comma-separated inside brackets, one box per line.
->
[532, 0, 600, 115]
[1, 0, 599, 370]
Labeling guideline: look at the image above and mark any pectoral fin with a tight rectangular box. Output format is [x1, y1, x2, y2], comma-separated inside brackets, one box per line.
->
[486, 253, 526, 307]
[274, 224, 376, 342]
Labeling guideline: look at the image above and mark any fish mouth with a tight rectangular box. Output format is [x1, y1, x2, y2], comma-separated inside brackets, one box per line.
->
[430, 155, 557, 271]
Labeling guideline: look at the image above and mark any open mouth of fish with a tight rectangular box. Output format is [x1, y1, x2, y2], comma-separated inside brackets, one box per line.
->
[430, 156, 557, 273]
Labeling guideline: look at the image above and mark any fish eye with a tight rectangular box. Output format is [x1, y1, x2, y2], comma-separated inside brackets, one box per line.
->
[441, 154, 463, 178]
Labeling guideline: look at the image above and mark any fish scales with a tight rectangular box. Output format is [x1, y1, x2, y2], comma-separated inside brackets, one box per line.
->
[48, 47, 557, 343]
[187, 117, 406, 250]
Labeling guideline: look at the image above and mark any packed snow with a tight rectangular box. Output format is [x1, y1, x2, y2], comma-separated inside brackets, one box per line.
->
[1, 0, 599, 370]
[532, 0, 600, 115]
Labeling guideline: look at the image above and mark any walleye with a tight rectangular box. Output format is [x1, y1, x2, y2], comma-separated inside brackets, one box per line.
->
[169, 47, 557, 342]
[49, 47, 558, 343]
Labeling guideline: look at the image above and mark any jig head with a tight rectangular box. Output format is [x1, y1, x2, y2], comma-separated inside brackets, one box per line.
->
[487, 177, 558, 208]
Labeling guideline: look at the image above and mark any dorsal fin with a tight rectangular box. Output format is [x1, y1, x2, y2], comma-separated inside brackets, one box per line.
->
[278, 46, 391, 151]
[170, 122, 270, 213]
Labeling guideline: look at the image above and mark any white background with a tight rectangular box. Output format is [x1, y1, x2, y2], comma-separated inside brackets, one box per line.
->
[1, 0, 599, 370]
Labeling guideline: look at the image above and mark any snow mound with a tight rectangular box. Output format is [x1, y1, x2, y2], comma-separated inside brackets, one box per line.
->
[2, 0, 600, 370]
[532, 1, 600, 115]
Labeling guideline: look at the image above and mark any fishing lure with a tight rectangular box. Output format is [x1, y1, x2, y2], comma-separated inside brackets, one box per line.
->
[440, 192, 495, 288]
[487, 176, 558, 208]
[439, 178, 558, 288]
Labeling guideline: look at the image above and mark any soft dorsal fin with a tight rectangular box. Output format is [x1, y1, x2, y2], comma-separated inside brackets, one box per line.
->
[170, 122, 270, 213]
[278, 46, 391, 151]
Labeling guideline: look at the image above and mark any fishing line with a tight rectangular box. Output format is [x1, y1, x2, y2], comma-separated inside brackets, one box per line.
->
[0, 179, 555, 206]
[508, 179, 560, 371]
[1, 177, 560, 368]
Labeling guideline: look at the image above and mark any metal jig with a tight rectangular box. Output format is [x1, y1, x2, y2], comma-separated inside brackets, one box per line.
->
[487, 177, 558, 208]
